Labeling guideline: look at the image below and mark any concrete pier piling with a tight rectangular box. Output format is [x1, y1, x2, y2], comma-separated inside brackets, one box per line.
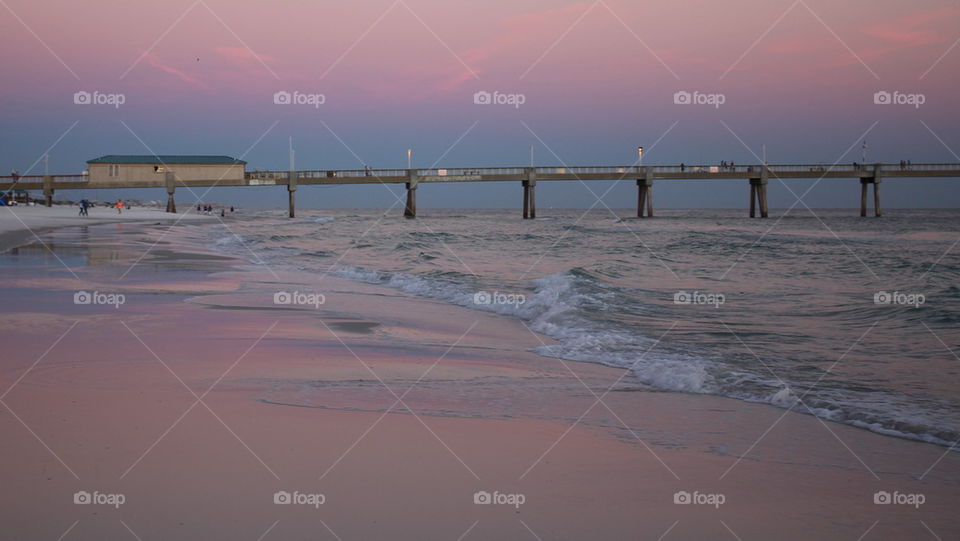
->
[522, 183, 530, 218]
[404, 170, 418, 218]
[522, 168, 537, 219]
[860, 182, 868, 217]
[749, 165, 769, 218]
[42, 175, 54, 207]
[874, 180, 882, 217]
[761, 184, 769, 217]
[636, 180, 653, 217]
[164, 171, 176, 213]
[287, 170, 297, 218]
[636, 168, 654, 217]
[873, 164, 882, 217]
[749, 179, 769, 218]
[859, 164, 882, 217]
[529, 182, 536, 218]
[860, 180, 881, 217]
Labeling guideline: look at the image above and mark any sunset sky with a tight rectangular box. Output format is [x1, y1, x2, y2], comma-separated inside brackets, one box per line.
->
[1, 0, 958, 208]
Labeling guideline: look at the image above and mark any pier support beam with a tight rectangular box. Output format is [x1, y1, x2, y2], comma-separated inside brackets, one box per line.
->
[164, 171, 176, 213]
[749, 178, 769, 218]
[873, 164, 882, 217]
[874, 179, 881, 217]
[636, 168, 654, 217]
[42, 175, 53, 207]
[287, 170, 297, 218]
[860, 169, 882, 217]
[404, 170, 418, 218]
[522, 170, 537, 219]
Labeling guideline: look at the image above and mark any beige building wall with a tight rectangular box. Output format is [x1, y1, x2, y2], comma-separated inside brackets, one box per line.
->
[87, 163, 245, 186]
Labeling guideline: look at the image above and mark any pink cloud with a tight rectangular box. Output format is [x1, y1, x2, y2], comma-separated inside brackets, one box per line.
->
[425, 4, 594, 93]
[144, 52, 209, 90]
[861, 6, 959, 48]
[215, 46, 275, 65]
[459, 3, 593, 74]
[817, 6, 960, 71]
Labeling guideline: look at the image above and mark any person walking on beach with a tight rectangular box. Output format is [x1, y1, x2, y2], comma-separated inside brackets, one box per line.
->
[79, 199, 89, 216]
[116, 199, 124, 213]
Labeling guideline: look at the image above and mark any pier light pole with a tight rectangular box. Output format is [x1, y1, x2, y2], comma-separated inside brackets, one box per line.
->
[637, 146, 644, 167]
[407, 149, 412, 170]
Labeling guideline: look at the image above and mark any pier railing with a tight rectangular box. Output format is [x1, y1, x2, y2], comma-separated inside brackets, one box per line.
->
[6, 164, 959, 186]
[0, 174, 88, 182]
[4, 163, 960, 219]
[244, 163, 960, 180]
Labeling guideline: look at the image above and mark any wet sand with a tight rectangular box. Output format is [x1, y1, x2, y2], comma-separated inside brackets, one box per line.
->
[0, 222, 957, 539]
[0, 205, 216, 252]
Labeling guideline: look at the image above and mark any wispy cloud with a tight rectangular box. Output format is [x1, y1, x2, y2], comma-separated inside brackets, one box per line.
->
[145, 52, 209, 90]
[861, 7, 959, 49]
[215, 46, 276, 64]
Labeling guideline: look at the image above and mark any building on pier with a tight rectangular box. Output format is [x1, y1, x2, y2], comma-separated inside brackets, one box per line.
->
[86, 155, 246, 185]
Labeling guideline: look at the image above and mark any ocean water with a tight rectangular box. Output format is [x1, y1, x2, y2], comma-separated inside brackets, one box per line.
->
[196, 208, 960, 448]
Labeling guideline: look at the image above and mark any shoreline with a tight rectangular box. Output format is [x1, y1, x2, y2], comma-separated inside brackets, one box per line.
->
[0, 214, 957, 539]
[0, 205, 218, 253]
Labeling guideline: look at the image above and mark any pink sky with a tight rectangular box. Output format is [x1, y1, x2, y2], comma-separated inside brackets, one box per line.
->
[1, 0, 957, 107]
[1, 0, 959, 186]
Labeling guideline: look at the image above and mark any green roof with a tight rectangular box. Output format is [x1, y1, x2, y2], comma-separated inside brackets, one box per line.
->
[87, 155, 246, 165]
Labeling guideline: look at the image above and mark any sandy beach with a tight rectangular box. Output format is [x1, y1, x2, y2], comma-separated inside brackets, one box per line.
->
[0, 205, 217, 253]
[4, 0, 960, 537]
[0, 215, 956, 540]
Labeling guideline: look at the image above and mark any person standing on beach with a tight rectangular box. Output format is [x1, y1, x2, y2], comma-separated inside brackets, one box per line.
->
[116, 199, 124, 214]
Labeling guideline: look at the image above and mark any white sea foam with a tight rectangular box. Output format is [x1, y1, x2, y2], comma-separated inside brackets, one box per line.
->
[768, 386, 800, 407]
[331, 265, 717, 394]
[328, 264, 958, 447]
[199, 212, 960, 450]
